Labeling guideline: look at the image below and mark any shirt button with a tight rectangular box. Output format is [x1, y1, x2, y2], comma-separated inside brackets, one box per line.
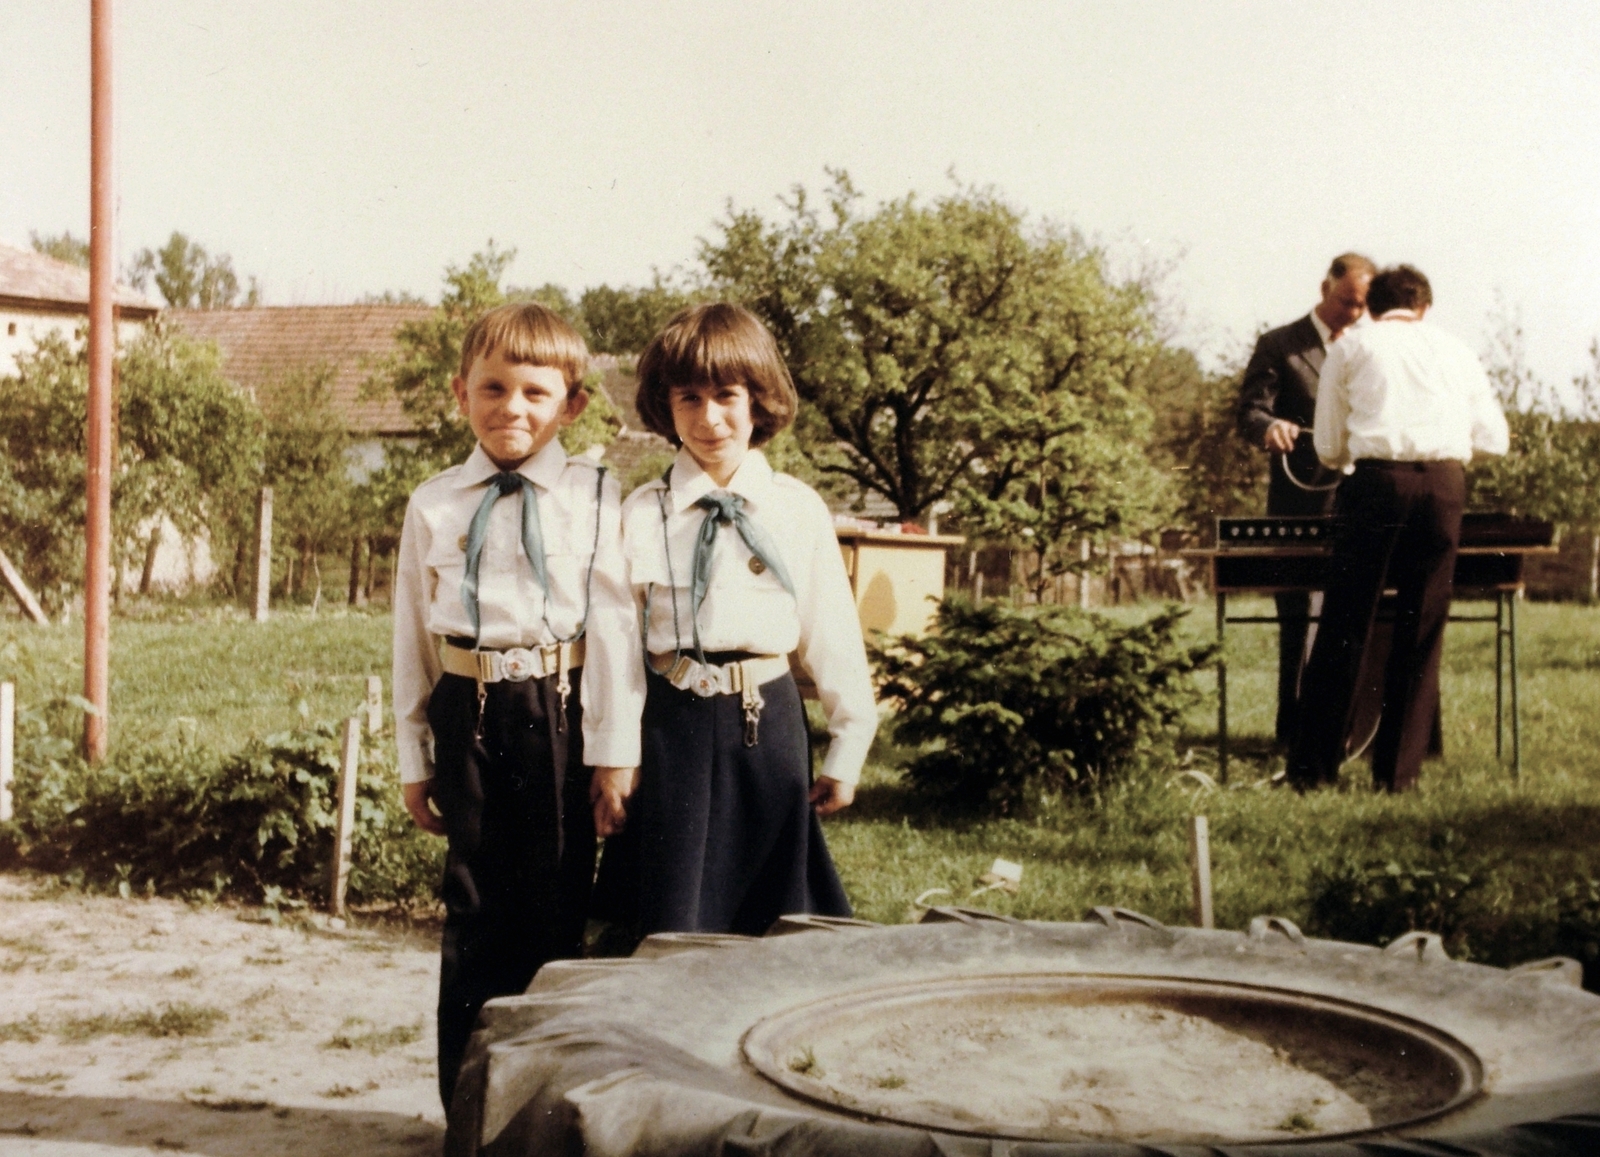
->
[748, 556, 766, 575]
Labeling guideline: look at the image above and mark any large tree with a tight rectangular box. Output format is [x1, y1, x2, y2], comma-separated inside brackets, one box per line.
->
[0, 324, 261, 610]
[701, 174, 1170, 572]
[128, 232, 261, 309]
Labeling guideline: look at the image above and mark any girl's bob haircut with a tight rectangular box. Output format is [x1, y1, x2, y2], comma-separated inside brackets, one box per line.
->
[458, 302, 589, 394]
[635, 303, 798, 448]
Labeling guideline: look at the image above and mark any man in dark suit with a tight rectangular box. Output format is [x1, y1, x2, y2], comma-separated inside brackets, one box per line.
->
[1237, 253, 1375, 745]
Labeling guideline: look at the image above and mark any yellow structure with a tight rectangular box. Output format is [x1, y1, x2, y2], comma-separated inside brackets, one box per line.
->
[836, 529, 967, 640]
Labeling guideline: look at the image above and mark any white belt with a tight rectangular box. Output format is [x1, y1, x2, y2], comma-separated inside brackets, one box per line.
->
[440, 638, 586, 684]
[648, 652, 790, 746]
[648, 652, 789, 698]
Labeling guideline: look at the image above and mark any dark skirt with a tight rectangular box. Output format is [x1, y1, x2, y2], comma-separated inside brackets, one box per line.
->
[592, 669, 850, 937]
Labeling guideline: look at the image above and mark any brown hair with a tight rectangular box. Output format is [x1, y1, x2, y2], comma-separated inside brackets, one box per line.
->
[1327, 252, 1377, 281]
[634, 303, 798, 448]
[458, 302, 589, 394]
[1366, 265, 1433, 315]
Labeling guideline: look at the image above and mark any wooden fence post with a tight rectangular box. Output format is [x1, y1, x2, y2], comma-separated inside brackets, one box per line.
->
[329, 717, 361, 917]
[0, 548, 49, 625]
[365, 675, 383, 734]
[251, 486, 273, 623]
[1188, 815, 1214, 929]
[1, 682, 14, 823]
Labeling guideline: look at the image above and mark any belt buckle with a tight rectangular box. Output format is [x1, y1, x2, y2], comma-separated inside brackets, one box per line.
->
[500, 647, 536, 682]
[690, 666, 721, 697]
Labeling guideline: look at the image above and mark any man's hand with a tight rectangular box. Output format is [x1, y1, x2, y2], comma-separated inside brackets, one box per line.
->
[1264, 419, 1302, 453]
[590, 765, 640, 838]
[403, 779, 447, 836]
[809, 776, 855, 817]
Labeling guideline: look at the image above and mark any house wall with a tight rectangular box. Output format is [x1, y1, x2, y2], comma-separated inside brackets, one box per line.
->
[0, 306, 149, 376]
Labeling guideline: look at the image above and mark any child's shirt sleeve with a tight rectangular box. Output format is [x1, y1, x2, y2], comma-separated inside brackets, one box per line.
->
[791, 487, 879, 786]
[579, 471, 645, 768]
[392, 490, 442, 785]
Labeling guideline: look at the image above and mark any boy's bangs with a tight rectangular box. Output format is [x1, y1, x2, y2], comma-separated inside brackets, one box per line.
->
[461, 304, 589, 388]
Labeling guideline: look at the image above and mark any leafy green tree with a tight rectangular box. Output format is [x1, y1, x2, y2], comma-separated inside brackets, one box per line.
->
[29, 230, 89, 268]
[368, 243, 621, 473]
[116, 321, 264, 590]
[128, 232, 261, 309]
[261, 366, 352, 606]
[701, 172, 1170, 573]
[579, 276, 703, 354]
[0, 325, 261, 611]
[1138, 344, 1265, 531]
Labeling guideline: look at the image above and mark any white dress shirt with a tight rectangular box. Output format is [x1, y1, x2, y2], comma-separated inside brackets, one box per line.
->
[1314, 310, 1510, 469]
[618, 449, 879, 786]
[391, 439, 640, 784]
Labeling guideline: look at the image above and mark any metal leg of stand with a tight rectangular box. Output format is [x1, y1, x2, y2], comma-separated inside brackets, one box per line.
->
[1510, 591, 1521, 781]
[1494, 592, 1505, 763]
[1216, 592, 1228, 785]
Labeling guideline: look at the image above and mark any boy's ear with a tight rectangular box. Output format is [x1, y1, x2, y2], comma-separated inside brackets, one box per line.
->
[450, 375, 471, 416]
[560, 389, 589, 426]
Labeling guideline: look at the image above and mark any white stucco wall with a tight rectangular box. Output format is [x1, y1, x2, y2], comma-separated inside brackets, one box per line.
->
[0, 307, 149, 377]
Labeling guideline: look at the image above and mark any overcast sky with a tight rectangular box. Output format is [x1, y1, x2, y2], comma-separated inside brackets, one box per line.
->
[5, 1, 1598, 394]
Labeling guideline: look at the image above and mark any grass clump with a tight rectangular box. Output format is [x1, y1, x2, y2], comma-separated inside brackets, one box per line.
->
[57, 1002, 227, 1041]
[325, 1020, 423, 1053]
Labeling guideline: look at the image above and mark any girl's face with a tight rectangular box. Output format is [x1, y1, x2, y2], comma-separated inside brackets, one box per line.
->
[670, 380, 754, 485]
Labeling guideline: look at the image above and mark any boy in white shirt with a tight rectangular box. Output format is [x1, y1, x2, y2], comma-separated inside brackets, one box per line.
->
[391, 303, 638, 1108]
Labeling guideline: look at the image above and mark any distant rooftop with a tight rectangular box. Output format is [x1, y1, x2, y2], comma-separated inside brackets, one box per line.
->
[0, 241, 160, 317]
[172, 304, 432, 436]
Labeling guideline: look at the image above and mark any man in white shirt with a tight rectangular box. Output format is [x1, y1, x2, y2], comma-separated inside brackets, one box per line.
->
[1289, 265, 1509, 791]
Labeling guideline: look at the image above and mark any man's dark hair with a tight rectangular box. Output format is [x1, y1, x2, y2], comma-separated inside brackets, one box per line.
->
[1327, 252, 1376, 280]
[1366, 265, 1433, 316]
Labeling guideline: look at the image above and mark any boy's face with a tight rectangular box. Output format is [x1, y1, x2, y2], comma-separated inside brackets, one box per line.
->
[670, 380, 754, 482]
[452, 348, 587, 469]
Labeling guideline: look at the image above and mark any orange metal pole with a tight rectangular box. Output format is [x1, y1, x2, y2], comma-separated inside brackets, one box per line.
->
[85, 0, 114, 761]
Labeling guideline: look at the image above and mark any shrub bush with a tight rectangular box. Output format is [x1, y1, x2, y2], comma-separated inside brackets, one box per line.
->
[0, 717, 442, 907]
[871, 597, 1214, 812]
[1305, 847, 1483, 956]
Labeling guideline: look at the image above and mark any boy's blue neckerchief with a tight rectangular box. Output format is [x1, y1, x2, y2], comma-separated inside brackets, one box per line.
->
[460, 462, 606, 647]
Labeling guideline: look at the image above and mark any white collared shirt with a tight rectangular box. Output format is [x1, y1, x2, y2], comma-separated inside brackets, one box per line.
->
[617, 449, 879, 786]
[391, 439, 640, 783]
[1314, 311, 1509, 469]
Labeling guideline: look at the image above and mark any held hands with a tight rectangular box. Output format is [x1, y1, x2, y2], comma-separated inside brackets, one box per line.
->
[402, 779, 447, 837]
[809, 776, 855, 817]
[590, 765, 640, 838]
[1264, 419, 1302, 454]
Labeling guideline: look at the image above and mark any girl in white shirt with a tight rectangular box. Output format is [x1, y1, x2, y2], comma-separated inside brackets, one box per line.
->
[590, 304, 878, 935]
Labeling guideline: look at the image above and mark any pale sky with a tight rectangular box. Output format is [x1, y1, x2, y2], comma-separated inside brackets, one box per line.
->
[5, 1, 1599, 393]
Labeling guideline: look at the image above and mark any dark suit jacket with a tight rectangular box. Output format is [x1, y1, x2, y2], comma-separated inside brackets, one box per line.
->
[1238, 314, 1342, 516]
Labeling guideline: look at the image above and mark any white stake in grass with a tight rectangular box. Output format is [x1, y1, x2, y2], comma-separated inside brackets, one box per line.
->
[1189, 815, 1214, 929]
[329, 717, 361, 917]
[0, 682, 14, 822]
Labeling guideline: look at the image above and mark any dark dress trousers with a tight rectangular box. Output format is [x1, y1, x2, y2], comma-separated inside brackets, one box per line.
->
[1289, 459, 1465, 791]
[1238, 315, 1343, 743]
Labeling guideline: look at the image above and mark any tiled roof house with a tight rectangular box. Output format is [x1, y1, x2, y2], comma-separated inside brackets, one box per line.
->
[0, 240, 160, 375]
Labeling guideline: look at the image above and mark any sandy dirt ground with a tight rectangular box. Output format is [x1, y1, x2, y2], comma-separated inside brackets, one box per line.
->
[0, 874, 446, 1156]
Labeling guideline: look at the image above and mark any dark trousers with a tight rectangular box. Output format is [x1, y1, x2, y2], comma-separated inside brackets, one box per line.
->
[1267, 445, 1339, 745]
[1290, 460, 1465, 791]
[426, 670, 595, 1110]
[592, 670, 849, 937]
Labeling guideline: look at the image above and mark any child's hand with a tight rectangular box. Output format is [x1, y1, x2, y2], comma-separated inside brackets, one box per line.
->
[403, 779, 447, 836]
[809, 776, 855, 816]
[590, 765, 640, 838]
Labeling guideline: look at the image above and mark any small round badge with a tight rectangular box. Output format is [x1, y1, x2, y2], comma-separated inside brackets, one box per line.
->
[458, 534, 468, 552]
[748, 556, 766, 575]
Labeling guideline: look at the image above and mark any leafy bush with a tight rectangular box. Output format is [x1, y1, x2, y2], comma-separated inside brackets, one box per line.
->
[0, 720, 442, 907]
[871, 598, 1214, 811]
[1305, 846, 1483, 956]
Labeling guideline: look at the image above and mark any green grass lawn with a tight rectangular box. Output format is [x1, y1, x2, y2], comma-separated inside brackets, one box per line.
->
[4, 597, 1599, 966]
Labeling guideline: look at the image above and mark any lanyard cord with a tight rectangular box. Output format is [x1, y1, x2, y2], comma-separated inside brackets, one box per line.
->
[540, 464, 607, 643]
[641, 469, 706, 668]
